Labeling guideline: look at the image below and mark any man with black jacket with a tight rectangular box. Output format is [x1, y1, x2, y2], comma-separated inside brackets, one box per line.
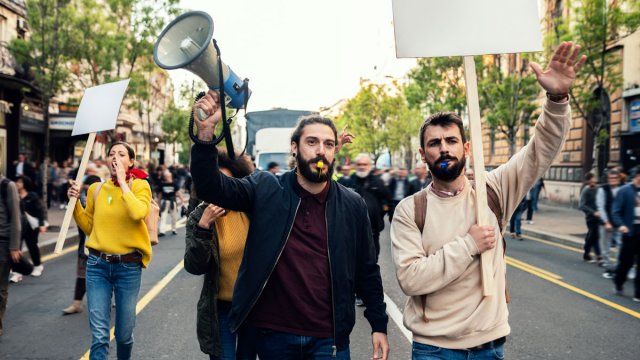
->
[579, 173, 602, 263]
[190, 90, 389, 360]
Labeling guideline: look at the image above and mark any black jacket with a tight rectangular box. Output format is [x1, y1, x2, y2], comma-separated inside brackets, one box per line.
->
[347, 173, 389, 233]
[190, 144, 387, 349]
[20, 191, 45, 229]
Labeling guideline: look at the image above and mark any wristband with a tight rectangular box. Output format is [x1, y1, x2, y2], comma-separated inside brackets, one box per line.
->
[546, 92, 569, 102]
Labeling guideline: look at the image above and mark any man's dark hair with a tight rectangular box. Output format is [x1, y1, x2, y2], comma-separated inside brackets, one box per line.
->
[290, 115, 338, 146]
[267, 161, 279, 170]
[83, 175, 102, 186]
[419, 112, 466, 149]
[217, 148, 254, 178]
[584, 173, 596, 182]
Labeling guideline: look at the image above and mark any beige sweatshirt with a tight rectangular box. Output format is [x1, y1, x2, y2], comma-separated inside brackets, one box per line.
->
[390, 100, 571, 349]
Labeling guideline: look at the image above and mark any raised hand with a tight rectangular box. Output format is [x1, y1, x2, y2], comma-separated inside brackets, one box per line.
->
[336, 124, 355, 153]
[193, 90, 223, 141]
[529, 41, 587, 95]
[198, 204, 226, 229]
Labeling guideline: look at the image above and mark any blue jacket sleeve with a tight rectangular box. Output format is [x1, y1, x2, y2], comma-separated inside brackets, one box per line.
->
[611, 187, 627, 228]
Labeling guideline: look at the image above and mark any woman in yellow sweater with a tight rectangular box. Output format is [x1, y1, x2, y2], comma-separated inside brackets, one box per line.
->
[184, 149, 256, 360]
[68, 141, 151, 360]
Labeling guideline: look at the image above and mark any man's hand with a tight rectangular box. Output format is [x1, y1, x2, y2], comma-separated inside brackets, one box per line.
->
[469, 224, 496, 253]
[604, 222, 613, 232]
[336, 124, 354, 153]
[10, 250, 21, 263]
[193, 90, 223, 141]
[529, 41, 587, 95]
[619, 225, 629, 234]
[371, 332, 389, 360]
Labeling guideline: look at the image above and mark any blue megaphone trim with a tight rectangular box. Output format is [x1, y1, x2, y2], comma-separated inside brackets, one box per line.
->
[209, 66, 251, 109]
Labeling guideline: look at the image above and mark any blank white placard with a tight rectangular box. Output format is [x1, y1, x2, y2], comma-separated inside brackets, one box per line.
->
[392, 0, 542, 58]
[71, 79, 131, 136]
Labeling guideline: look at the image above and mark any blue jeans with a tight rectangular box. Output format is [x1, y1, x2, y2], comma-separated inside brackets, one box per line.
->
[210, 301, 257, 360]
[255, 328, 350, 360]
[412, 342, 505, 360]
[86, 254, 142, 360]
[509, 205, 523, 235]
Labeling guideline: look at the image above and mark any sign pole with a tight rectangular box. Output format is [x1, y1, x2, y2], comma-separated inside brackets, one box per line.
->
[463, 56, 494, 296]
[54, 132, 96, 253]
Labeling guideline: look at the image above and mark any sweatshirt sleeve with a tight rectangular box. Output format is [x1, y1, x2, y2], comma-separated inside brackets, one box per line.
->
[6, 181, 21, 250]
[596, 188, 608, 223]
[73, 183, 97, 235]
[391, 197, 480, 296]
[486, 99, 571, 223]
[121, 179, 152, 221]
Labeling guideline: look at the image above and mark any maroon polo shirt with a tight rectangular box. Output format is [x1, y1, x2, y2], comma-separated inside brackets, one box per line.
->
[248, 181, 333, 337]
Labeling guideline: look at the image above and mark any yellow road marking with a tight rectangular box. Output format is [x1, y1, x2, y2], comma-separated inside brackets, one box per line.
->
[79, 260, 185, 360]
[506, 256, 562, 280]
[41, 245, 78, 262]
[521, 234, 582, 253]
[507, 257, 640, 319]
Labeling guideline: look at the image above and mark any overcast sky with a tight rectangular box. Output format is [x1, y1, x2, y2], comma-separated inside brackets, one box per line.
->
[172, 0, 416, 112]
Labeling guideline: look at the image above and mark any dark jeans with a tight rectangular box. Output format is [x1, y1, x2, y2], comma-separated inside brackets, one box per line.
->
[509, 205, 524, 235]
[22, 226, 41, 266]
[0, 243, 10, 334]
[254, 328, 350, 360]
[210, 301, 257, 360]
[373, 230, 381, 262]
[584, 218, 601, 258]
[525, 199, 534, 221]
[614, 231, 640, 298]
[412, 341, 505, 360]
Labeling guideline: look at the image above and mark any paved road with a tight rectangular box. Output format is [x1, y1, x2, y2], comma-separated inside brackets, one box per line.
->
[1, 219, 638, 359]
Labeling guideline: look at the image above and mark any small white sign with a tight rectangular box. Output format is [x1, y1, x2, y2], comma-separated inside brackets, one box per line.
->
[72, 79, 130, 136]
[392, 0, 543, 58]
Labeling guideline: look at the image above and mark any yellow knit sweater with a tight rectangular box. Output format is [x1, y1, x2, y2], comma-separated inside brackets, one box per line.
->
[74, 179, 152, 268]
[215, 211, 249, 301]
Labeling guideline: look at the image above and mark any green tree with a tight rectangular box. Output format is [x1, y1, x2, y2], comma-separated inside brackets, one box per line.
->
[404, 57, 467, 116]
[550, 0, 640, 176]
[9, 0, 76, 212]
[160, 102, 189, 162]
[479, 54, 540, 157]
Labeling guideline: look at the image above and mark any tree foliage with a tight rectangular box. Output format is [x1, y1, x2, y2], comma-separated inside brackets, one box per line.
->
[335, 82, 420, 168]
[404, 57, 467, 116]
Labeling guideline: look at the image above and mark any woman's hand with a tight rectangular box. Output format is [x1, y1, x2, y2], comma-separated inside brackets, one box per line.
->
[198, 204, 226, 229]
[112, 158, 127, 185]
[67, 180, 80, 199]
[39, 226, 47, 234]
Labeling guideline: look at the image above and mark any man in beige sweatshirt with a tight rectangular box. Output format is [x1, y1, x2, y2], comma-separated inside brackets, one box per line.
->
[391, 42, 586, 359]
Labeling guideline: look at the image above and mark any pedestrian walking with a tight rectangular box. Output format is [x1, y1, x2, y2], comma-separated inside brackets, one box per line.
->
[580, 173, 602, 263]
[408, 162, 430, 196]
[158, 170, 185, 237]
[68, 141, 153, 360]
[387, 168, 410, 222]
[62, 175, 103, 315]
[597, 169, 623, 277]
[390, 41, 584, 358]
[0, 174, 21, 337]
[185, 149, 257, 360]
[15, 176, 47, 278]
[509, 198, 527, 240]
[190, 94, 390, 359]
[611, 165, 640, 302]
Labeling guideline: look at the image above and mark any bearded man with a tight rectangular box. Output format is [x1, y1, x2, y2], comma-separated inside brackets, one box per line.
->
[190, 98, 390, 360]
[390, 41, 585, 359]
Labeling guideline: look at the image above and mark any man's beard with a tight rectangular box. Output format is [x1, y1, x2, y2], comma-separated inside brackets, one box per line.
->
[427, 154, 466, 182]
[355, 170, 370, 178]
[296, 153, 334, 183]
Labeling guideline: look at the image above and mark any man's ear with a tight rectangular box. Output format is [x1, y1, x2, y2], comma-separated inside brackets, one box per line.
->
[463, 141, 471, 157]
[418, 148, 427, 163]
[291, 142, 298, 157]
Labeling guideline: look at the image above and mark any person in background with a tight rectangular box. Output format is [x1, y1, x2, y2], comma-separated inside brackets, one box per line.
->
[62, 175, 103, 315]
[509, 198, 527, 241]
[68, 141, 152, 360]
[611, 165, 640, 303]
[579, 172, 602, 264]
[0, 174, 21, 337]
[94, 159, 111, 182]
[10, 176, 46, 283]
[408, 162, 430, 196]
[598, 169, 622, 278]
[387, 168, 410, 222]
[185, 149, 257, 360]
[266, 161, 280, 175]
[158, 170, 186, 237]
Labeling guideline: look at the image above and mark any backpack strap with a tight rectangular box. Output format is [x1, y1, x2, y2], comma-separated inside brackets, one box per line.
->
[412, 188, 429, 322]
[93, 182, 104, 203]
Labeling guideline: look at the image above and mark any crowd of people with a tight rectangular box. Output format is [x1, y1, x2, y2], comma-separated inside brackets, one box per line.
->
[3, 41, 637, 360]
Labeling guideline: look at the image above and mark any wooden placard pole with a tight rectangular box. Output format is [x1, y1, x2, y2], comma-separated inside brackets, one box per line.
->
[54, 132, 96, 253]
[463, 56, 494, 296]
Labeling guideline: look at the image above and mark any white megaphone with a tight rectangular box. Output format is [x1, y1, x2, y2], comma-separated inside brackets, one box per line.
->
[153, 11, 250, 109]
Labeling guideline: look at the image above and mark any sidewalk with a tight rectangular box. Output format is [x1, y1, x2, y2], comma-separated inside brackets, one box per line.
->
[36, 207, 80, 254]
[520, 204, 586, 249]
